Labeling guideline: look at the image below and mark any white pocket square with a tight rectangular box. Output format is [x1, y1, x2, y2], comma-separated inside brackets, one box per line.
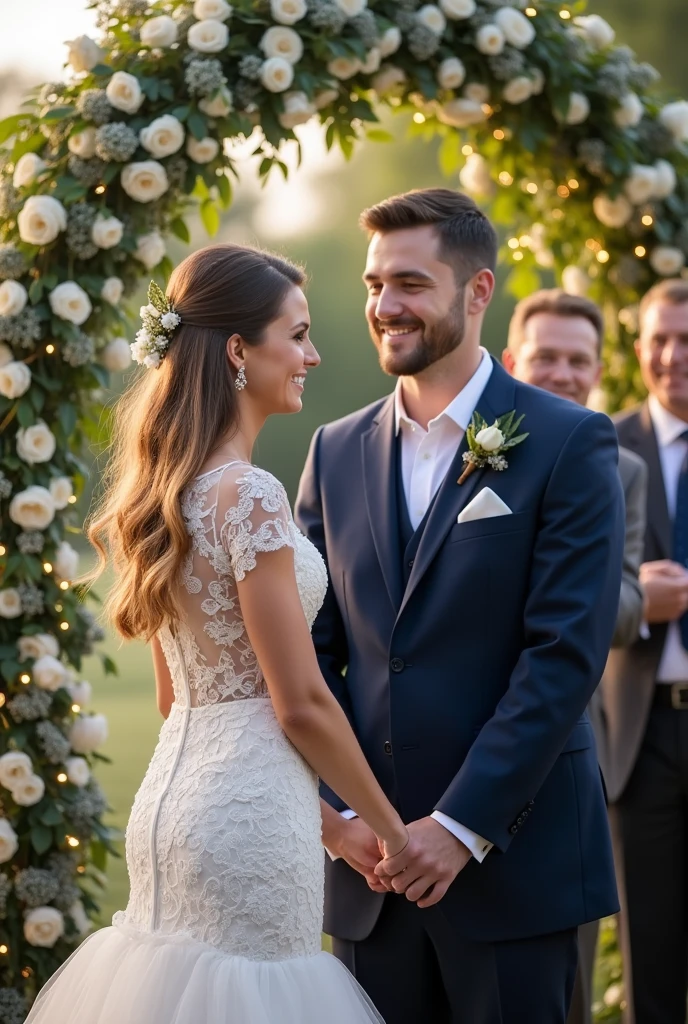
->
[457, 487, 512, 524]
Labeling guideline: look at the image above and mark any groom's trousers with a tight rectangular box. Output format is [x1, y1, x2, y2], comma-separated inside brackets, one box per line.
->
[332, 894, 578, 1024]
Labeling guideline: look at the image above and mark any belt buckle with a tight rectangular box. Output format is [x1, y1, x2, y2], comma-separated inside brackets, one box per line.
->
[670, 684, 688, 710]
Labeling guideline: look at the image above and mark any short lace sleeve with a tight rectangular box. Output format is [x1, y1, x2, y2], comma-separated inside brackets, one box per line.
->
[219, 467, 295, 582]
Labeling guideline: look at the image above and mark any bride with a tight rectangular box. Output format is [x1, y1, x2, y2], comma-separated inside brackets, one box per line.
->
[26, 243, 409, 1023]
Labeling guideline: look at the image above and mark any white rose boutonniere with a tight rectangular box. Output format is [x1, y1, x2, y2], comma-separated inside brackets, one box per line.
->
[459, 410, 529, 484]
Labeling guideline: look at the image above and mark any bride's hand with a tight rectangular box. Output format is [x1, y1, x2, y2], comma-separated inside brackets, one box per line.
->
[380, 825, 410, 864]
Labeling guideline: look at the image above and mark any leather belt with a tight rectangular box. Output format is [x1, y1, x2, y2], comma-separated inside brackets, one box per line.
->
[653, 683, 688, 710]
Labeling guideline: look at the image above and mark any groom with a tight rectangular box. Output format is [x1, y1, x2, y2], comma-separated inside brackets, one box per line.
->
[295, 188, 623, 1023]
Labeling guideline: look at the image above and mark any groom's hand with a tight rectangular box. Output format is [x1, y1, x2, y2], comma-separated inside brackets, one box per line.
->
[375, 817, 471, 908]
[333, 817, 388, 893]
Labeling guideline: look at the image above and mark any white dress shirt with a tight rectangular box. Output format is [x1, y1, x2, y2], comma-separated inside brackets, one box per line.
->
[648, 396, 688, 682]
[329, 350, 494, 865]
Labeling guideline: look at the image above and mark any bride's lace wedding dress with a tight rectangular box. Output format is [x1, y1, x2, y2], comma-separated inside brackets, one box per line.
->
[26, 462, 382, 1024]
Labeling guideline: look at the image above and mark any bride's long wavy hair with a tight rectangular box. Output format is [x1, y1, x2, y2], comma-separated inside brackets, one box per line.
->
[87, 243, 305, 641]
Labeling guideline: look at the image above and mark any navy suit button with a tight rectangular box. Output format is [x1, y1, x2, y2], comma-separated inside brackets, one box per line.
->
[509, 824, 518, 835]
[383, 741, 392, 755]
[407, 560, 414, 569]
[390, 657, 405, 673]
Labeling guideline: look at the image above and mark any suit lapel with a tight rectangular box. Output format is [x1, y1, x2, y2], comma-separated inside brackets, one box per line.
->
[634, 403, 671, 557]
[361, 395, 404, 612]
[399, 360, 517, 618]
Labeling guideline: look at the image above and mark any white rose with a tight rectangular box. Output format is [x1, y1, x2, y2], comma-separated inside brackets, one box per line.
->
[0, 590, 21, 619]
[186, 136, 220, 163]
[106, 71, 144, 114]
[65, 35, 104, 73]
[378, 26, 402, 57]
[659, 100, 688, 143]
[437, 57, 465, 90]
[33, 655, 70, 692]
[70, 714, 108, 754]
[121, 161, 169, 203]
[613, 92, 643, 129]
[560, 92, 589, 126]
[334, 0, 367, 15]
[593, 193, 632, 229]
[24, 907, 64, 948]
[0, 343, 13, 367]
[13, 153, 46, 189]
[101, 338, 132, 372]
[187, 19, 229, 53]
[463, 82, 490, 103]
[12, 774, 45, 807]
[270, 0, 307, 25]
[17, 195, 67, 246]
[260, 26, 303, 64]
[67, 128, 97, 159]
[417, 5, 446, 35]
[494, 7, 535, 49]
[260, 56, 295, 93]
[562, 265, 590, 297]
[573, 14, 615, 51]
[372, 65, 407, 96]
[653, 159, 677, 200]
[475, 425, 504, 451]
[101, 276, 124, 305]
[503, 76, 533, 105]
[16, 422, 56, 465]
[0, 361, 31, 400]
[67, 680, 92, 707]
[0, 820, 19, 863]
[140, 115, 185, 159]
[0, 752, 33, 789]
[314, 88, 340, 109]
[278, 92, 316, 129]
[65, 757, 91, 788]
[91, 215, 124, 250]
[440, 0, 475, 18]
[327, 56, 362, 81]
[194, 0, 232, 19]
[198, 88, 233, 117]
[49, 477, 73, 510]
[0, 280, 28, 317]
[650, 246, 685, 277]
[459, 153, 495, 196]
[360, 47, 381, 74]
[18, 633, 59, 661]
[69, 900, 92, 936]
[624, 164, 658, 205]
[140, 15, 179, 47]
[438, 98, 487, 128]
[475, 24, 505, 56]
[54, 541, 79, 582]
[9, 486, 55, 530]
[134, 231, 166, 270]
[49, 282, 92, 326]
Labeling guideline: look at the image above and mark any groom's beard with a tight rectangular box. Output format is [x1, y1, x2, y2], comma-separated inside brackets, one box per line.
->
[371, 297, 466, 378]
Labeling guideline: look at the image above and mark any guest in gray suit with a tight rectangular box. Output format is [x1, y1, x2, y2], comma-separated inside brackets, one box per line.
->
[607, 278, 688, 1024]
[503, 288, 648, 1024]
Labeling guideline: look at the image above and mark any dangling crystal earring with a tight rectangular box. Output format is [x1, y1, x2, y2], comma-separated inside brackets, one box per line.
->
[235, 366, 247, 391]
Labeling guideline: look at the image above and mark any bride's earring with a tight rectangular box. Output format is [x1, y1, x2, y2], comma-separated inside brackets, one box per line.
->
[234, 366, 247, 391]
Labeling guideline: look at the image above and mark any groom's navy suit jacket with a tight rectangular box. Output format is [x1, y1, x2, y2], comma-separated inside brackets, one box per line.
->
[295, 359, 623, 944]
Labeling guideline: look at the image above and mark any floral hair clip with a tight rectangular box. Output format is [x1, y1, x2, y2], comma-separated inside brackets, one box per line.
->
[130, 280, 181, 368]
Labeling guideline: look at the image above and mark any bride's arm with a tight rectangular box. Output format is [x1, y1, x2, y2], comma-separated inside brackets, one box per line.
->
[237, 547, 408, 857]
[151, 634, 174, 719]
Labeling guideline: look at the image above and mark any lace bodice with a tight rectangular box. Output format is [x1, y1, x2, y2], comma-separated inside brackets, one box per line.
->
[158, 462, 327, 708]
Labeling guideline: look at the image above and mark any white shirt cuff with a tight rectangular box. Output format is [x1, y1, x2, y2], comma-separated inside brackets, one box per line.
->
[431, 811, 493, 863]
[324, 809, 358, 861]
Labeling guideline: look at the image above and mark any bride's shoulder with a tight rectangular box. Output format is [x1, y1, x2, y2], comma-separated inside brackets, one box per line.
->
[214, 463, 291, 520]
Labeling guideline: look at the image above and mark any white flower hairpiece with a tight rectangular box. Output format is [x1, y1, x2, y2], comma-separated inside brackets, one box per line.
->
[130, 280, 181, 368]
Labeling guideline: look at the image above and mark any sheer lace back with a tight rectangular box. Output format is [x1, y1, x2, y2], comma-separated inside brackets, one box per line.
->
[158, 462, 327, 708]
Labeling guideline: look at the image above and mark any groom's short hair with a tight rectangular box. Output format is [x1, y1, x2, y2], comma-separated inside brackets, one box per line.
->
[359, 188, 498, 281]
[507, 289, 604, 356]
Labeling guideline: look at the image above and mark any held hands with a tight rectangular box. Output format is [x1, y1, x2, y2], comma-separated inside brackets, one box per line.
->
[640, 560, 688, 623]
[375, 817, 472, 909]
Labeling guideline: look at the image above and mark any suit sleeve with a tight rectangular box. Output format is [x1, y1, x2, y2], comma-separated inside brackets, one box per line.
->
[294, 427, 352, 812]
[434, 412, 625, 851]
[611, 455, 647, 648]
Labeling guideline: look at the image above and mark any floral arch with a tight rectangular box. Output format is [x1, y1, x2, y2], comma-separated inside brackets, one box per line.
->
[0, 0, 686, 1013]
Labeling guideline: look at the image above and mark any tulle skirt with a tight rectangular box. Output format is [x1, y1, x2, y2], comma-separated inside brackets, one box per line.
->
[25, 921, 384, 1023]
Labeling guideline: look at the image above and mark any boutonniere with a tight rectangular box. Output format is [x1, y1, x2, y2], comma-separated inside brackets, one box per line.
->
[458, 410, 529, 484]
